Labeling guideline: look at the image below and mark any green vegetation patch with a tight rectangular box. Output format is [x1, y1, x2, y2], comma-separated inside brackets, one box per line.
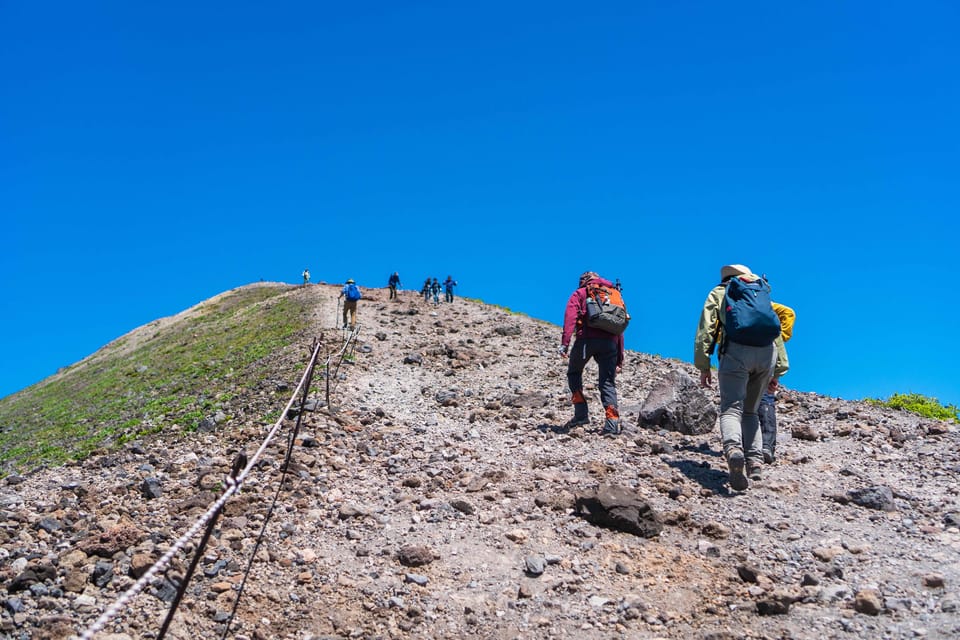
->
[0, 285, 312, 473]
[867, 392, 959, 423]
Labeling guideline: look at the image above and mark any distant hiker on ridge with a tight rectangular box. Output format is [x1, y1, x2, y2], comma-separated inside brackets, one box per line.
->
[443, 275, 458, 303]
[559, 271, 628, 437]
[421, 278, 432, 302]
[388, 271, 402, 300]
[302, 268, 310, 287]
[430, 278, 441, 305]
[339, 278, 362, 329]
[694, 264, 781, 491]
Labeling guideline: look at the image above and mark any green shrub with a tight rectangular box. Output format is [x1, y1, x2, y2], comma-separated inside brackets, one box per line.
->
[868, 393, 959, 423]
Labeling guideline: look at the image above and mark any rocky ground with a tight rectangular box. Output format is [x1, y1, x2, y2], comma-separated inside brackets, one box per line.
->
[1, 284, 958, 640]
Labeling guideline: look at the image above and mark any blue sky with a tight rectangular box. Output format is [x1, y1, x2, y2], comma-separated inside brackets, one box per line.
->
[3, 1, 958, 409]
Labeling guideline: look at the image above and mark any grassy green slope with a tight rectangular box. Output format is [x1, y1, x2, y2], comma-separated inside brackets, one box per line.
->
[0, 283, 313, 473]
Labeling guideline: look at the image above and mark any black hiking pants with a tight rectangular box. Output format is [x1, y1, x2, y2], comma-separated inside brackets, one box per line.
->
[567, 338, 619, 411]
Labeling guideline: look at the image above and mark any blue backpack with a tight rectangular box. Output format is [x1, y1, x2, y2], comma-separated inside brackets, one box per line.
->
[345, 283, 362, 301]
[723, 276, 780, 347]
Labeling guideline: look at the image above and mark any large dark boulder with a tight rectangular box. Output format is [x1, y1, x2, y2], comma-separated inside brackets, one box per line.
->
[638, 370, 717, 435]
[574, 484, 663, 538]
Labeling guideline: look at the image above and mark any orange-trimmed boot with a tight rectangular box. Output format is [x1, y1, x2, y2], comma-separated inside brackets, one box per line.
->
[565, 391, 589, 428]
[601, 405, 621, 437]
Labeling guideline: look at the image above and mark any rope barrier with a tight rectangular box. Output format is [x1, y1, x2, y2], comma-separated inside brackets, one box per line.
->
[78, 340, 324, 639]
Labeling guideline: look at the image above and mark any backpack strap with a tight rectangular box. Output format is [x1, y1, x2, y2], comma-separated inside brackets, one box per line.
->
[709, 281, 729, 357]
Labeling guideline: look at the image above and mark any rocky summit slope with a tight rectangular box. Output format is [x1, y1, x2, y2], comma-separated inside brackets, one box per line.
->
[1, 284, 958, 640]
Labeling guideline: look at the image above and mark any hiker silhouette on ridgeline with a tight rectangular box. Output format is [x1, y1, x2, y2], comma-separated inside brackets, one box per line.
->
[430, 278, 441, 305]
[421, 278, 432, 302]
[443, 275, 458, 303]
[559, 271, 628, 437]
[615, 278, 622, 292]
[339, 278, 362, 329]
[694, 264, 787, 491]
[302, 268, 310, 287]
[760, 300, 794, 463]
[388, 271, 402, 300]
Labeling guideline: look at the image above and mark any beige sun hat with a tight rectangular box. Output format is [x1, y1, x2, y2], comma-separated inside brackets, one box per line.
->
[720, 264, 752, 280]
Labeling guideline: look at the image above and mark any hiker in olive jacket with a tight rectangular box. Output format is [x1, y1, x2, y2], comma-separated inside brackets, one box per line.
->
[693, 264, 784, 491]
[560, 271, 625, 436]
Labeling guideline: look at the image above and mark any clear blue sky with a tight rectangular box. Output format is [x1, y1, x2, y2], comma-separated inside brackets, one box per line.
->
[3, 1, 958, 409]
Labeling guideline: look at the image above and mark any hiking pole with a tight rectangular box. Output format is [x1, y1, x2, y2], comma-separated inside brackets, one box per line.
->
[335, 298, 341, 329]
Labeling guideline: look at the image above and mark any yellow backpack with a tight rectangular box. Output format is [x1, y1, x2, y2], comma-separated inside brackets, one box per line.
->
[772, 303, 795, 342]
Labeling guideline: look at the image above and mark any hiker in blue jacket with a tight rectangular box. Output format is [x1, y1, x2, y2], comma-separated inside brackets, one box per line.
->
[339, 279, 362, 329]
[443, 276, 458, 303]
[388, 272, 401, 300]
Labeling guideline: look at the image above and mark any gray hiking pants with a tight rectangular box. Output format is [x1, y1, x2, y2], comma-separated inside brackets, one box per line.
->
[567, 338, 619, 412]
[718, 341, 776, 463]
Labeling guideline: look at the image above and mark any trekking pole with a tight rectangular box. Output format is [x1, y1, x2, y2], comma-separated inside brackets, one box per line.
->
[335, 298, 341, 329]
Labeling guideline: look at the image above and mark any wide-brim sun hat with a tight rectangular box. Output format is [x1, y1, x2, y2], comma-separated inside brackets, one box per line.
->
[346, 278, 355, 284]
[720, 264, 751, 280]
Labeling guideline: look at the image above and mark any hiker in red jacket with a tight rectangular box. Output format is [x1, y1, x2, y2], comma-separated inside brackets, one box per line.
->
[559, 271, 625, 436]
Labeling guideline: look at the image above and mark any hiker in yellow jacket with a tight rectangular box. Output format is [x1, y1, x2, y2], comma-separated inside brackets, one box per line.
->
[694, 264, 787, 491]
[760, 302, 794, 463]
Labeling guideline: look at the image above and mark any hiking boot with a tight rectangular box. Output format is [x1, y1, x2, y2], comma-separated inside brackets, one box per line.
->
[747, 462, 763, 481]
[564, 402, 589, 429]
[727, 450, 749, 491]
[601, 418, 621, 437]
[762, 448, 775, 464]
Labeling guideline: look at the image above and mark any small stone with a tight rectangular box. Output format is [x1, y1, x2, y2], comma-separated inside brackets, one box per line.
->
[697, 540, 720, 557]
[141, 477, 163, 499]
[63, 569, 88, 593]
[450, 499, 476, 515]
[791, 425, 822, 441]
[505, 529, 529, 543]
[73, 594, 97, 612]
[737, 564, 760, 583]
[756, 595, 791, 616]
[37, 518, 63, 533]
[588, 595, 612, 608]
[211, 581, 234, 593]
[812, 546, 844, 562]
[130, 553, 153, 578]
[405, 573, 429, 586]
[922, 573, 945, 588]
[701, 521, 730, 539]
[397, 545, 434, 567]
[847, 486, 897, 512]
[853, 588, 884, 616]
[524, 556, 546, 577]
